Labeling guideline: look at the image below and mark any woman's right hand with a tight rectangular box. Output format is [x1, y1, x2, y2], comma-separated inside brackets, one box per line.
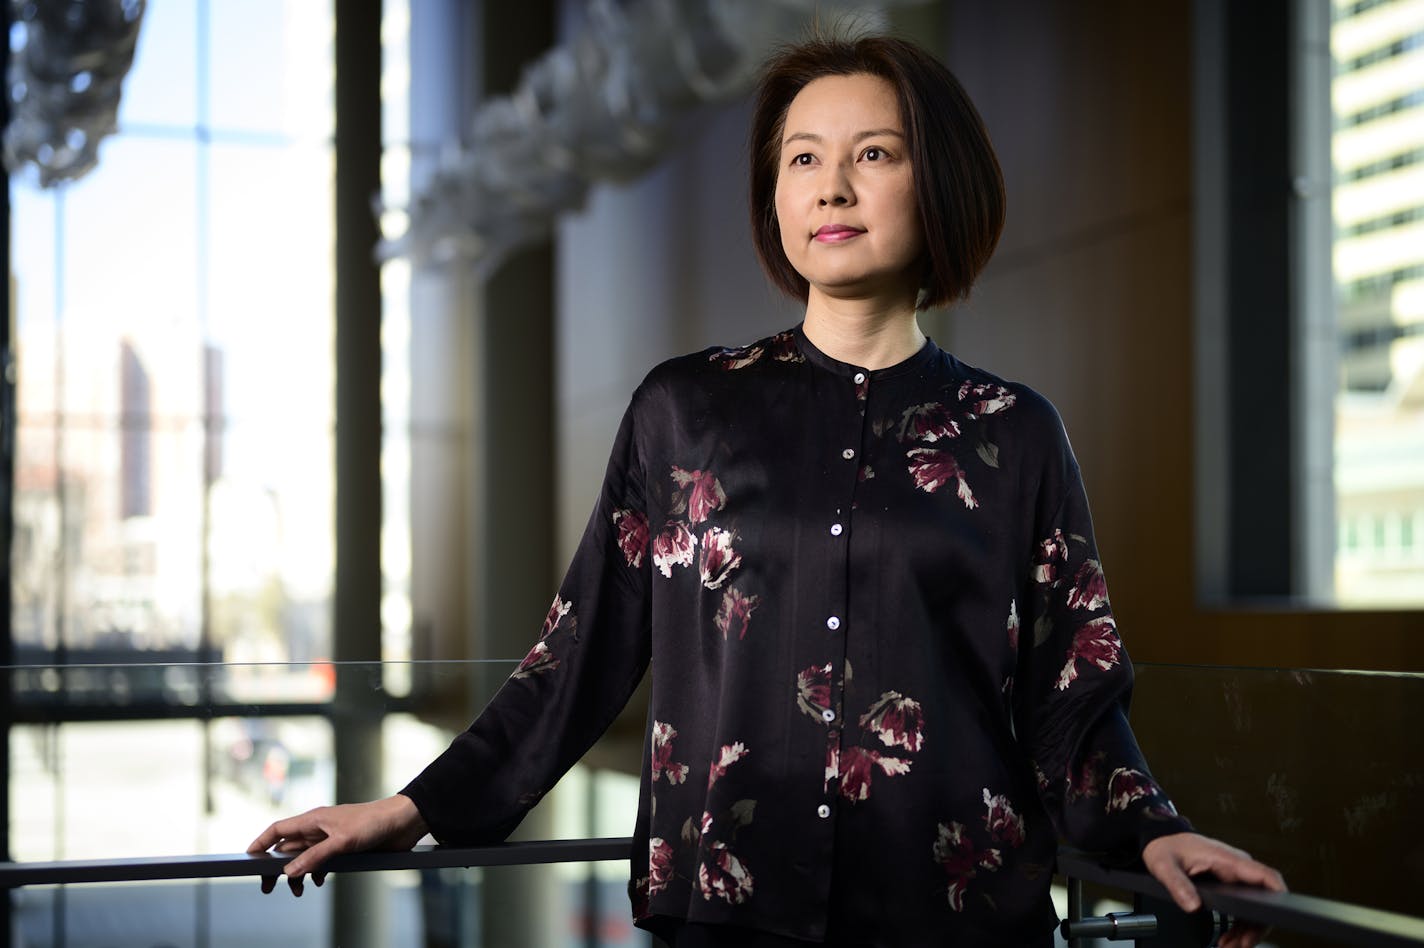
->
[247, 794, 429, 895]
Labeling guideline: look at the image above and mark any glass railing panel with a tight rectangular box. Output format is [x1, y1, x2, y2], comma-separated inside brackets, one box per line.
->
[11, 868, 656, 948]
[4, 660, 645, 865]
[1131, 663, 1422, 928]
[5, 657, 532, 714]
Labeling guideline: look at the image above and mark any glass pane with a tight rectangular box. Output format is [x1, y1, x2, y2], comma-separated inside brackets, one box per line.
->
[1132, 662, 1421, 919]
[117, 0, 199, 128]
[205, 140, 334, 429]
[11, 4, 337, 666]
[1331, 0, 1424, 604]
[8, 871, 660, 947]
[208, 0, 334, 139]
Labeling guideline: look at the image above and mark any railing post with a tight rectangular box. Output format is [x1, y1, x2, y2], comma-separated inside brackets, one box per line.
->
[1067, 875, 1084, 948]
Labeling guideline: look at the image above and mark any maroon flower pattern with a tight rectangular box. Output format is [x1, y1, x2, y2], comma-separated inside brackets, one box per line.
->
[933, 821, 1004, 912]
[1105, 767, 1177, 817]
[670, 467, 727, 524]
[513, 640, 558, 679]
[1067, 751, 1107, 803]
[631, 874, 650, 920]
[906, 447, 977, 508]
[897, 402, 961, 443]
[860, 691, 926, 753]
[707, 741, 749, 790]
[708, 344, 763, 371]
[402, 326, 1196, 941]
[699, 527, 742, 590]
[612, 508, 649, 568]
[982, 788, 1026, 848]
[648, 837, 675, 897]
[796, 662, 833, 721]
[1066, 559, 1109, 611]
[541, 595, 573, 640]
[651, 721, 689, 785]
[714, 586, 760, 639]
[767, 331, 804, 363]
[957, 381, 1017, 416]
[698, 841, 754, 904]
[651, 521, 696, 578]
[838, 745, 912, 801]
[1055, 616, 1123, 691]
[1032, 529, 1068, 584]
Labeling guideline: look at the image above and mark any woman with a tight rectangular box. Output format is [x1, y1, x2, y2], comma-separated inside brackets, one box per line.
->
[251, 32, 1285, 947]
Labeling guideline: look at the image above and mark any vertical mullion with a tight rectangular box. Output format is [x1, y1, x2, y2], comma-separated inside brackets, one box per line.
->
[333, 1, 385, 944]
[1, 0, 14, 942]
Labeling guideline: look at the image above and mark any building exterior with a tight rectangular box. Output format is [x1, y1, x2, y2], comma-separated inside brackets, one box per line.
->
[1331, 0, 1424, 603]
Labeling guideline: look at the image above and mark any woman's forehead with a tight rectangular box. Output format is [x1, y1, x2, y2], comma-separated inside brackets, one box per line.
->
[781, 73, 903, 143]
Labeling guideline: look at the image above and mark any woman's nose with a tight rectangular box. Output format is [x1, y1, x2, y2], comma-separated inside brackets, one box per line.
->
[817, 167, 854, 206]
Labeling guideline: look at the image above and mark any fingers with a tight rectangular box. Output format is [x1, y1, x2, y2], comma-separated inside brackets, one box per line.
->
[248, 811, 322, 854]
[247, 822, 284, 854]
[284, 836, 340, 880]
[1208, 854, 1287, 893]
[1147, 851, 1202, 913]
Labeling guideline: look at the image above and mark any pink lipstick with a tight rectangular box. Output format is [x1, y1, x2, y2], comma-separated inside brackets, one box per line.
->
[814, 224, 865, 243]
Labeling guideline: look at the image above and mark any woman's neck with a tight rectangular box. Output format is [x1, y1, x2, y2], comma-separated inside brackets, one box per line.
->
[801, 290, 925, 370]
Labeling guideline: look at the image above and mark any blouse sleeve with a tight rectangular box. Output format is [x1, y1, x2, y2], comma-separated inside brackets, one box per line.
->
[400, 395, 654, 844]
[1012, 418, 1193, 858]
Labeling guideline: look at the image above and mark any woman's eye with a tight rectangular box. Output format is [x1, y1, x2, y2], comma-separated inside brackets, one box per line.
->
[792, 153, 814, 166]
[863, 147, 884, 161]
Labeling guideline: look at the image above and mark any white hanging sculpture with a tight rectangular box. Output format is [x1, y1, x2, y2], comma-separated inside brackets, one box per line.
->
[380, 0, 923, 268]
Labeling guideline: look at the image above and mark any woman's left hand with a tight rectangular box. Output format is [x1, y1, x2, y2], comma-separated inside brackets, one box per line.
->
[1141, 832, 1287, 948]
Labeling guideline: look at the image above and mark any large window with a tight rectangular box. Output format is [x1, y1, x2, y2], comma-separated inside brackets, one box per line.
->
[8, 0, 338, 863]
[10, 1, 337, 683]
[1330, 0, 1424, 605]
[1195, 0, 1424, 611]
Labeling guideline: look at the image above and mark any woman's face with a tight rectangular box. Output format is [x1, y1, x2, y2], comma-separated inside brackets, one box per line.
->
[773, 72, 925, 305]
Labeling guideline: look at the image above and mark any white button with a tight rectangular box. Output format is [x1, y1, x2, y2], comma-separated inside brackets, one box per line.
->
[853, 372, 867, 384]
[817, 804, 831, 819]
[830, 523, 843, 536]
[826, 616, 841, 630]
[821, 708, 835, 722]
[841, 448, 855, 460]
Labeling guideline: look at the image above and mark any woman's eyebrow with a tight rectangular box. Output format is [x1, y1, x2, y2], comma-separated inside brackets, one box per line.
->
[781, 128, 906, 148]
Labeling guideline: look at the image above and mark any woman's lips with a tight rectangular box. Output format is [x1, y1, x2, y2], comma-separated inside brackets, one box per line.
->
[813, 225, 865, 243]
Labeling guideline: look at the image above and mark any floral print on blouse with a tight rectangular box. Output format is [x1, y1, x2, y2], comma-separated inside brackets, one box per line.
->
[401, 325, 1190, 947]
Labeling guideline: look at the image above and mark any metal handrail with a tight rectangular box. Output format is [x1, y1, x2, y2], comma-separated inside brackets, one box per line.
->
[0, 837, 631, 887]
[1, 840, 1421, 947]
[1058, 848, 1424, 948]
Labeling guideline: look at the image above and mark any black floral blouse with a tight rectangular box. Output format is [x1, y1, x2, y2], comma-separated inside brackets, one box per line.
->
[402, 324, 1191, 946]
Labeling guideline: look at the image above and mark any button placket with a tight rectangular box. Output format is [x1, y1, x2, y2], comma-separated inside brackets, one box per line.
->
[813, 365, 871, 849]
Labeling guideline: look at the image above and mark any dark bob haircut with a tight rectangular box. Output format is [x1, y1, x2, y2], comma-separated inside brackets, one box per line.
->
[748, 33, 1006, 310]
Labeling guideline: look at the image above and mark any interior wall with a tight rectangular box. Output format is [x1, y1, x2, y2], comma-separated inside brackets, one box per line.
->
[937, 0, 1196, 666]
[934, 1, 1421, 920]
[937, 0, 1424, 670]
[554, 102, 801, 568]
